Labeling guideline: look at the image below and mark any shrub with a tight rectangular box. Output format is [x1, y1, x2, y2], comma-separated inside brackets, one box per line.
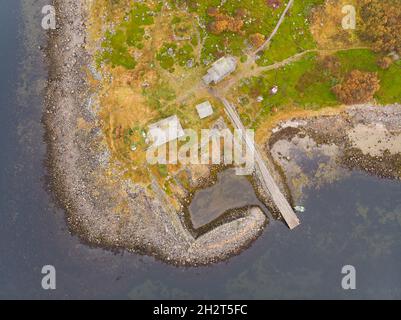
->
[332, 70, 380, 105]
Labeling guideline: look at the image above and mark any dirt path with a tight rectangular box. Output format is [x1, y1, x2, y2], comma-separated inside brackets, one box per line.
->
[217, 46, 370, 96]
[253, 0, 295, 57]
[175, 0, 295, 103]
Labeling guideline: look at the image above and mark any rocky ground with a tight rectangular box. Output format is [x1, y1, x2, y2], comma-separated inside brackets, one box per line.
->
[269, 104, 401, 204]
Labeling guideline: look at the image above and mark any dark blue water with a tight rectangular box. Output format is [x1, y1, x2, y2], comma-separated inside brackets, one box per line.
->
[0, 1, 400, 299]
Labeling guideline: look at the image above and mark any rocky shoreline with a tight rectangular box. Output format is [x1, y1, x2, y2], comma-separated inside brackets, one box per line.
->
[269, 104, 401, 203]
[44, 1, 400, 266]
[44, 0, 267, 266]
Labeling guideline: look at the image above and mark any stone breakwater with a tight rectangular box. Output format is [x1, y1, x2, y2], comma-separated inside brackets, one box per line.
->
[43, 0, 267, 266]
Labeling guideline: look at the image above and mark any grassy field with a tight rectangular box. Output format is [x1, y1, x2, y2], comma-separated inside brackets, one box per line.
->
[377, 60, 401, 104]
[237, 48, 401, 130]
[175, 0, 286, 63]
[336, 49, 401, 104]
[257, 0, 324, 65]
[238, 52, 335, 129]
[97, 2, 159, 69]
[156, 42, 195, 71]
[90, 0, 400, 188]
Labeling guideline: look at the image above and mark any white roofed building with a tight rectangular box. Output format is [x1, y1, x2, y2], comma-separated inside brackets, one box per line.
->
[203, 56, 237, 85]
[196, 101, 214, 119]
[148, 115, 185, 147]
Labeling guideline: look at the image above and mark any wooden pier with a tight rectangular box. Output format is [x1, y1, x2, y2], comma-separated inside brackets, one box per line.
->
[218, 96, 300, 229]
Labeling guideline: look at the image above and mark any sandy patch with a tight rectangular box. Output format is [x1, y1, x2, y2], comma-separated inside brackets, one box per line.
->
[348, 123, 401, 157]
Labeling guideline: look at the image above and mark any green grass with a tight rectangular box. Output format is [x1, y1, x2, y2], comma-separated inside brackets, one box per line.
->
[336, 49, 379, 73]
[156, 42, 195, 71]
[97, 3, 155, 69]
[336, 49, 401, 104]
[240, 48, 400, 129]
[157, 43, 177, 71]
[257, 0, 324, 66]
[158, 164, 169, 178]
[377, 60, 401, 104]
[143, 82, 177, 119]
[239, 52, 338, 128]
[173, 0, 286, 63]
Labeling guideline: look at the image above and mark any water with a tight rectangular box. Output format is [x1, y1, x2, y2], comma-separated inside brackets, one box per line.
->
[188, 168, 266, 229]
[0, 1, 400, 299]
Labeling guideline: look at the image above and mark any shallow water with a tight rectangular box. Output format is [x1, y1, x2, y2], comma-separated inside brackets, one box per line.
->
[1, 1, 400, 299]
[189, 168, 266, 229]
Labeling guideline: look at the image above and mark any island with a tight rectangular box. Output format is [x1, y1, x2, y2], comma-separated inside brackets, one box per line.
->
[44, 0, 401, 265]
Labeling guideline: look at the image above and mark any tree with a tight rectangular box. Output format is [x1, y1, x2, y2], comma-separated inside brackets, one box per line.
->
[208, 20, 228, 34]
[227, 18, 244, 33]
[360, 0, 401, 55]
[249, 33, 266, 48]
[332, 70, 380, 105]
[207, 8, 245, 35]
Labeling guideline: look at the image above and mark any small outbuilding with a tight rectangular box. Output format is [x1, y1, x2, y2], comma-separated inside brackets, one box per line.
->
[203, 56, 237, 85]
[148, 115, 185, 147]
[196, 101, 214, 119]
